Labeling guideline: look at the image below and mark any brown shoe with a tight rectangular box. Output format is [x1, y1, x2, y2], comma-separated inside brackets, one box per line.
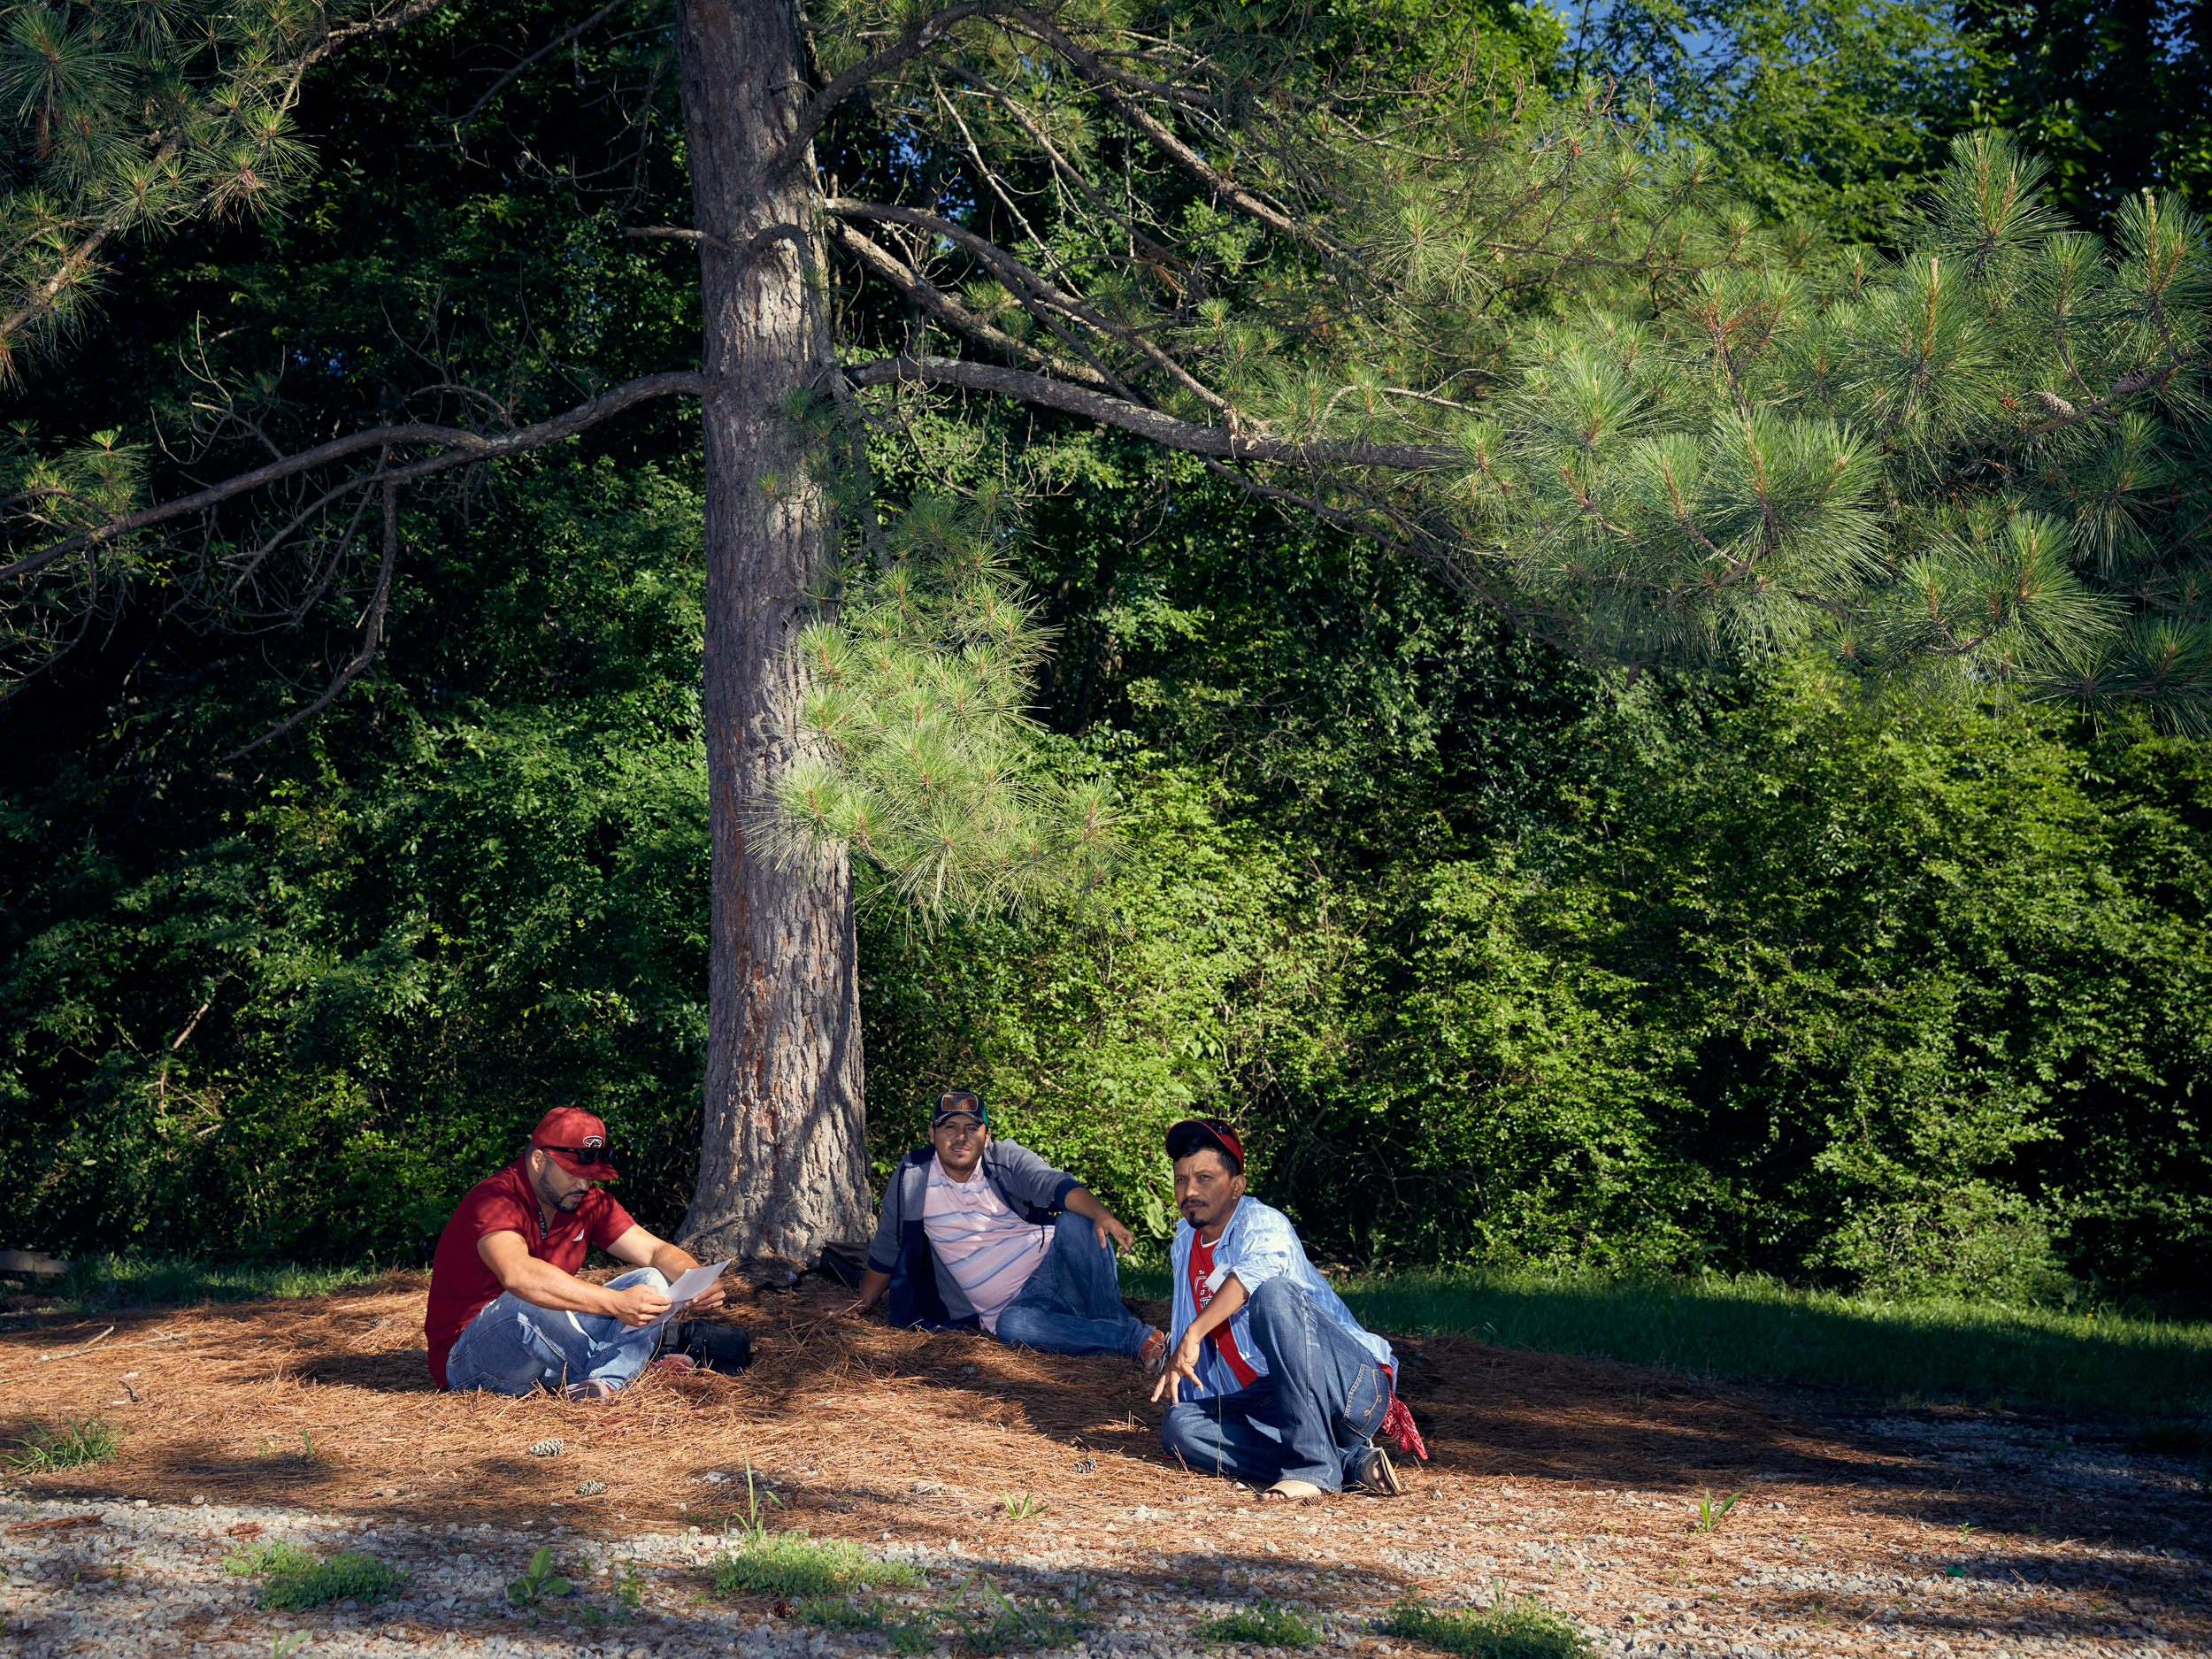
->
[1348, 1447, 1402, 1494]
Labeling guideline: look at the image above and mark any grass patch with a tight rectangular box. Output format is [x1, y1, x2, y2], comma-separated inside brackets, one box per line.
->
[1380, 1595, 1594, 1659]
[238, 1547, 411, 1611]
[50, 1255, 393, 1309]
[954, 1581, 1091, 1655]
[7, 1415, 119, 1473]
[791, 1578, 1090, 1655]
[222, 1540, 317, 1578]
[794, 1594, 938, 1654]
[710, 1531, 922, 1598]
[1127, 1265, 2212, 1419]
[1194, 1600, 1319, 1647]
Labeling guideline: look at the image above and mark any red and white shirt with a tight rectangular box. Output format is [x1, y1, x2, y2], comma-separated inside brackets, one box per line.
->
[1167, 1196, 1394, 1397]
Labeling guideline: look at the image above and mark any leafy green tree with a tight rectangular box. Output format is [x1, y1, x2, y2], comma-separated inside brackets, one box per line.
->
[1959, 0, 2212, 227]
[1564, 0, 1990, 238]
[4, 0, 2208, 1263]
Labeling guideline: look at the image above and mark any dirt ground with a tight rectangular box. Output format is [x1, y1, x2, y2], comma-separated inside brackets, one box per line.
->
[2, 1271, 2206, 1658]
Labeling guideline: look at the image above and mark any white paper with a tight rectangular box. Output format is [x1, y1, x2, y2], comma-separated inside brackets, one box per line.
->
[650, 1259, 733, 1326]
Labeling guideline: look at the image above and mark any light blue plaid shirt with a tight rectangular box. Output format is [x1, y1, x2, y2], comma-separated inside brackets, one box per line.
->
[1167, 1197, 1393, 1396]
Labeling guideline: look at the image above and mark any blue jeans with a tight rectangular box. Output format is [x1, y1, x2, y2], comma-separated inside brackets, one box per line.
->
[1158, 1275, 1391, 1491]
[994, 1211, 1154, 1357]
[443, 1267, 669, 1394]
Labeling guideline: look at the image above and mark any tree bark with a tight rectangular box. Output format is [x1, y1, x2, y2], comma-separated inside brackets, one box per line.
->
[675, 0, 872, 1262]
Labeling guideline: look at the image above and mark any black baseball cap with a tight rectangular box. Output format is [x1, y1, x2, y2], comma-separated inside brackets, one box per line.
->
[932, 1089, 988, 1126]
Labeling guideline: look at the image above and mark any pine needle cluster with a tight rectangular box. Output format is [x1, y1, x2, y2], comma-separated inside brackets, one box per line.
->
[758, 491, 1115, 923]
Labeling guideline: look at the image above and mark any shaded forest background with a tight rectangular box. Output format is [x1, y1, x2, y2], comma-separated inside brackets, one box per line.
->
[4, 0, 2208, 1310]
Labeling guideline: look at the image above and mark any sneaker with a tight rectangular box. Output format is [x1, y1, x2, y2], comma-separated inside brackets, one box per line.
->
[562, 1379, 618, 1402]
[1348, 1446, 1402, 1495]
[675, 1320, 753, 1374]
[649, 1354, 697, 1377]
[1139, 1327, 1170, 1378]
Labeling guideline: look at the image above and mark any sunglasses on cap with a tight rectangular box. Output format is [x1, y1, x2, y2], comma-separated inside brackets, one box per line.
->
[933, 1090, 987, 1125]
[536, 1143, 619, 1168]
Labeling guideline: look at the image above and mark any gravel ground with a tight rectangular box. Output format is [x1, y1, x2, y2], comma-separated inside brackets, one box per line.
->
[4, 1281, 2205, 1659]
[4, 1412, 2204, 1659]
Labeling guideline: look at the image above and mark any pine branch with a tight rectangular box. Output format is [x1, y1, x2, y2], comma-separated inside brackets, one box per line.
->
[843, 354, 1454, 468]
[222, 480, 402, 760]
[772, 1, 997, 177]
[2, 371, 704, 582]
[0, 0, 459, 368]
[826, 219, 1116, 391]
[826, 198, 1226, 411]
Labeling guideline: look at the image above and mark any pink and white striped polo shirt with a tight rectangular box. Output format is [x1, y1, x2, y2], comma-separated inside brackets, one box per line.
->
[920, 1155, 1049, 1331]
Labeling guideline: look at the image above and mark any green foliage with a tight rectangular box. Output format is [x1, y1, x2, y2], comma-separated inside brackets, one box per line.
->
[253, 1549, 410, 1613]
[49, 1256, 386, 1307]
[1194, 1601, 1320, 1647]
[766, 496, 1116, 921]
[222, 1540, 317, 1578]
[1689, 1492, 1740, 1533]
[1380, 1594, 1595, 1659]
[2, 462, 715, 1256]
[508, 1545, 575, 1608]
[1960, 0, 2212, 227]
[710, 1532, 919, 1599]
[6, 1415, 118, 1472]
[1563, 0, 1990, 237]
[859, 759, 1351, 1232]
[1287, 1264, 2212, 1417]
[0, 0, 319, 373]
[0, 0, 2207, 1324]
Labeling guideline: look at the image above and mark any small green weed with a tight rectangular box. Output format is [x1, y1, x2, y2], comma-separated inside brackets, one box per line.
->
[257, 1550, 411, 1612]
[615, 1558, 648, 1610]
[956, 1577, 1090, 1655]
[710, 1531, 920, 1598]
[1381, 1592, 1594, 1659]
[1194, 1599, 1319, 1647]
[1001, 1491, 1047, 1521]
[795, 1597, 938, 1655]
[1689, 1492, 1739, 1534]
[508, 1545, 575, 1609]
[8, 1416, 119, 1473]
[222, 1540, 317, 1578]
[734, 1461, 786, 1542]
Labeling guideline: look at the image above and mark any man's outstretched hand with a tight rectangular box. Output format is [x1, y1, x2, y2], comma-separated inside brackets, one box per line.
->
[1094, 1213, 1136, 1255]
[1150, 1330, 1207, 1405]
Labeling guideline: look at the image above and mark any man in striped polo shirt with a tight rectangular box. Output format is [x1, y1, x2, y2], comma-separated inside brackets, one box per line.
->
[849, 1090, 1169, 1370]
[1152, 1117, 1426, 1500]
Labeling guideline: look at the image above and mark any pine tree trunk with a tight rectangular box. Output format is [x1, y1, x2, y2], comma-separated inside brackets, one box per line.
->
[674, 0, 873, 1263]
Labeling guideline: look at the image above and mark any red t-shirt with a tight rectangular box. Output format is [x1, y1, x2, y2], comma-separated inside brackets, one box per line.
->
[423, 1158, 636, 1387]
[1187, 1231, 1260, 1389]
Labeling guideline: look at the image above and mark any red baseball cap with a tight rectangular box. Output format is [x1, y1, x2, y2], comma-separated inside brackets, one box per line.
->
[1165, 1117, 1246, 1175]
[530, 1108, 619, 1179]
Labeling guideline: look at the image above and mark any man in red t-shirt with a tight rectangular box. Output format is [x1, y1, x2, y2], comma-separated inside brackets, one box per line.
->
[425, 1108, 739, 1398]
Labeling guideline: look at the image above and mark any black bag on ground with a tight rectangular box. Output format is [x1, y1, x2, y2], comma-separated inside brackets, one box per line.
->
[672, 1319, 752, 1373]
[816, 1240, 871, 1290]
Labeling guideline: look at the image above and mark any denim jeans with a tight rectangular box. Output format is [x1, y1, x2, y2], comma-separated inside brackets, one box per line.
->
[1158, 1274, 1391, 1490]
[993, 1211, 1154, 1357]
[443, 1266, 668, 1395]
